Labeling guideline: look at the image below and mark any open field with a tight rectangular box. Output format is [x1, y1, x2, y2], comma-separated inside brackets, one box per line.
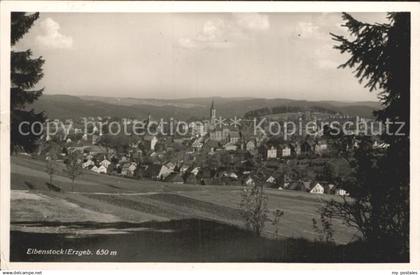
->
[10, 156, 359, 261]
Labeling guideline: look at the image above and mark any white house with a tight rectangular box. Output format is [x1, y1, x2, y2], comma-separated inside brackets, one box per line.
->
[151, 136, 158, 151]
[191, 167, 200, 176]
[157, 162, 175, 180]
[165, 162, 176, 171]
[97, 165, 108, 174]
[267, 146, 277, 159]
[228, 172, 238, 179]
[82, 159, 95, 169]
[373, 141, 390, 149]
[224, 142, 238, 151]
[319, 142, 328, 151]
[192, 139, 203, 152]
[128, 163, 137, 174]
[309, 183, 325, 194]
[336, 189, 350, 196]
[245, 176, 255, 186]
[100, 158, 111, 169]
[223, 172, 238, 179]
[74, 128, 83, 134]
[92, 125, 99, 133]
[282, 146, 291, 157]
[266, 176, 276, 184]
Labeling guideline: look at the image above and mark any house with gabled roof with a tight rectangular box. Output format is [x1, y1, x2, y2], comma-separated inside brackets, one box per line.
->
[281, 144, 291, 157]
[127, 162, 137, 176]
[336, 188, 350, 196]
[100, 158, 111, 169]
[191, 167, 200, 176]
[82, 159, 95, 169]
[309, 182, 324, 194]
[267, 146, 277, 159]
[157, 162, 175, 180]
[266, 176, 276, 185]
[192, 138, 203, 152]
[97, 165, 108, 174]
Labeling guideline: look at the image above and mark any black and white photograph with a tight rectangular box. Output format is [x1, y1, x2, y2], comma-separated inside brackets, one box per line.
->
[1, 1, 419, 270]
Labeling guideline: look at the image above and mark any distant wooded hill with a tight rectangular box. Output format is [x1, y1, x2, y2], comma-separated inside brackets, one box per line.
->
[244, 106, 340, 118]
[30, 94, 381, 120]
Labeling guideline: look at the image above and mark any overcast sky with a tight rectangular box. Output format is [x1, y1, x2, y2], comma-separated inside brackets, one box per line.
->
[15, 12, 389, 101]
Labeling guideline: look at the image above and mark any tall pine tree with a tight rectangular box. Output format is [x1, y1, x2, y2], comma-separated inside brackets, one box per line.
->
[11, 12, 46, 153]
[322, 13, 410, 260]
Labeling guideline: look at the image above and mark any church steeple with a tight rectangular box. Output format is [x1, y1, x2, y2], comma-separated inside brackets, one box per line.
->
[210, 99, 216, 123]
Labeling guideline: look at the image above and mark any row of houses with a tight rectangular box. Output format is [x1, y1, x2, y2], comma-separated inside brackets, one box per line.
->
[73, 143, 349, 197]
[82, 156, 138, 176]
[284, 180, 349, 196]
[265, 139, 328, 159]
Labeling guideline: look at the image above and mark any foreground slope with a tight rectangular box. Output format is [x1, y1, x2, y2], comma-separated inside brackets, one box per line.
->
[11, 156, 356, 243]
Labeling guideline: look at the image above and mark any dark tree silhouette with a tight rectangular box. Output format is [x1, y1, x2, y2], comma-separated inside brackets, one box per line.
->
[239, 160, 271, 236]
[321, 13, 410, 260]
[240, 183, 268, 237]
[11, 12, 46, 153]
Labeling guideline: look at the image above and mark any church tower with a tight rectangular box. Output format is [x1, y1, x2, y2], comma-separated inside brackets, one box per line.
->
[210, 100, 216, 124]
